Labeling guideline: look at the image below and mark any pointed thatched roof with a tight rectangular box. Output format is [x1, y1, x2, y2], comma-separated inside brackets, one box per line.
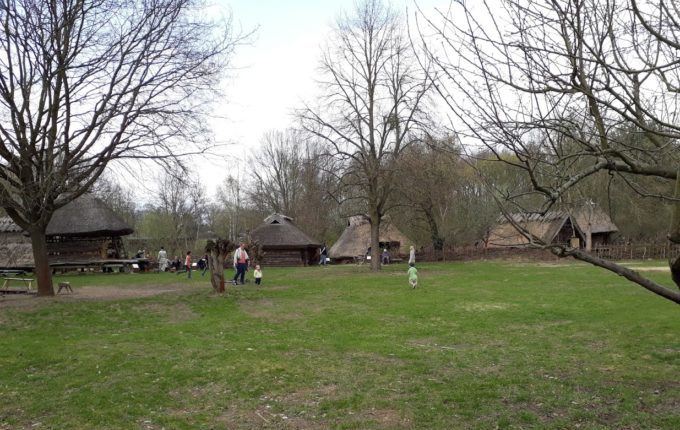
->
[329, 215, 413, 259]
[46, 194, 133, 237]
[250, 213, 321, 248]
[487, 205, 617, 247]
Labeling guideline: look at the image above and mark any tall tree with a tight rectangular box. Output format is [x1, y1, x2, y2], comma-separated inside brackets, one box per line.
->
[419, 0, 680, 303]
[393, 139, 458, 253]
[0, 0, 240, 295]
[250, 129, 305, 216]
[301, 0, 432, 270]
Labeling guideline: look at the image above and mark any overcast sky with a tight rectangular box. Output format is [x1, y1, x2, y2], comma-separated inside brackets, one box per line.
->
[194, 0, 445, 191]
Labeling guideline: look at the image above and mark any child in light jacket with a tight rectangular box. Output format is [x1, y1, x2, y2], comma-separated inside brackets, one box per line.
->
[254, 264, 263, 285]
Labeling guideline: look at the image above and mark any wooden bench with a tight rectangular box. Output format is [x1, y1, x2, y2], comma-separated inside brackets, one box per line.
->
[1, 277, 34, 293]
[57, 281, 73, 294]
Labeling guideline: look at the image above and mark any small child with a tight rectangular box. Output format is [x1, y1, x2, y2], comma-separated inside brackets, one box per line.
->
[407, 262, 418, 289]
[253, 264, 263, 285]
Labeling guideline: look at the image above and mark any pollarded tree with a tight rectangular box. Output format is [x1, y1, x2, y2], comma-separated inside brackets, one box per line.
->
[0, 0, 241, 295]
[419, 0, 680, 303]
[300, 0, 432, 270]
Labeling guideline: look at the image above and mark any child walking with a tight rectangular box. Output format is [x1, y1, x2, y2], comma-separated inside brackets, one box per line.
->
[253, 264, 263, 285]
[407, 262, 418, 289]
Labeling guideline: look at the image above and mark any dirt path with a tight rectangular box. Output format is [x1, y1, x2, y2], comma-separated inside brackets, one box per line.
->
[0, 282, 198, 310]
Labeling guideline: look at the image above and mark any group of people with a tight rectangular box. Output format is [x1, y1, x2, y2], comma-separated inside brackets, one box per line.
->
[161, 243, 263, 285]
[154, 242, 417, 288]
[230, 242, 263, 285]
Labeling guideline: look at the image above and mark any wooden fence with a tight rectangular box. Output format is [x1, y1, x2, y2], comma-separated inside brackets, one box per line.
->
[414, 243, 680, 262]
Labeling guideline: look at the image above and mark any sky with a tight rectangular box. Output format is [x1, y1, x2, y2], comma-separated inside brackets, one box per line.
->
[197, 0, 445, 191]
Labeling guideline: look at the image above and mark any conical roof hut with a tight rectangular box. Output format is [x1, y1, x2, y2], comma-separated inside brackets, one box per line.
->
[249, 213, 322, 266]
[329, 215, 413, 261]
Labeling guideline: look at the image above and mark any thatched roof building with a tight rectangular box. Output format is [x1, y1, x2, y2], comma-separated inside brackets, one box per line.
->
[486, 206, 618, 249]
[329, 215, 412, 261]
[249, 213, 321, 266]
[0, 194, 134, 268]
[46, 194, 134, 237]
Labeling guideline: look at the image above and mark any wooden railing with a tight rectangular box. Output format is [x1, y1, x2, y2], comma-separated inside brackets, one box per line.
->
[412, 243, 680, 262]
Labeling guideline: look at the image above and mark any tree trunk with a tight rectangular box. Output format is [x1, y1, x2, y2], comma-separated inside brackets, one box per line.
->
[208, 253, 226, 293]
[369, 210, 381, 271]
[423, 206, 444, 259]
[28, 228, 54, 297]
[669, 169, 680, 288]
[669, 168, 680, 244]
[206, 239, 234, 293]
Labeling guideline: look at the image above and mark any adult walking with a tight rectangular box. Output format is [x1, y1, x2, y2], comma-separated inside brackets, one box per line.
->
[408, 245, 416, 265]
[232, 243, 249, 285]
[157, 246, 168, 272]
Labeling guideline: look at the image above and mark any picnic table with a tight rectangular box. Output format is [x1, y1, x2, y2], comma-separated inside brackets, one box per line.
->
[0, 277, 35, 294]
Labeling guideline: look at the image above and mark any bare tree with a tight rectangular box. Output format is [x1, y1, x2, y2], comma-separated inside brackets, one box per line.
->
[300, 0, 432, 270]
[248, 130, 341, 241]
[137, 168, 204, 258]
[0, 0, 241, 295]
[250, 129, 306, 216]
[418, 0, 680, 303]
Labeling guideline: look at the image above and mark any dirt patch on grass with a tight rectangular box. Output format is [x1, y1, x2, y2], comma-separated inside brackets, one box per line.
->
[216, 404, 325, 429]
[356, 408, 412, 429]
[131, 302, 198, 323]
[625, 266, 669, 272]
[0, 283, 197, 311]
[459, 302, 515, 312]
[279, 384, 341, 407]
[239, 298, 303, 322]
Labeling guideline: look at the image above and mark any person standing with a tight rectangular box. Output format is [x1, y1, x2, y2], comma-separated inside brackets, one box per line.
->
[408, 245, 416, 265]
[319, 243, 328, 265]
[381, 248, 390, 265]
[176, 251, 192, 278]
[200, 254, 210, 276]
[232, 243, 249, 285]
[157, 246, 168, 272]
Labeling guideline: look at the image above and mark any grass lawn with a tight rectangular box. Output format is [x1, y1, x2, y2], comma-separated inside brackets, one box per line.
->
[0, 261, 678, 429]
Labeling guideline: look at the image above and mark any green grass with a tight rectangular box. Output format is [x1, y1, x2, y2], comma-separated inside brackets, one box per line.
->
[1, 261, 678, 429]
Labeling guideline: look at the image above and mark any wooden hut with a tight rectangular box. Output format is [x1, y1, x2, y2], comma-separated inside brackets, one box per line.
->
[329, 215, 413, 262]
[0, 194, 134, 269]
[486, 206, 618, 249]
[249, 213, 321, 266]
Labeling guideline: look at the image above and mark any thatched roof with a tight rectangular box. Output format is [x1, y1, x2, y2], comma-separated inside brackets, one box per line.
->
[329, 215, 413, 258]
[46, 194, 133, 237]
[0, 194, 133, 238]
[0, 217, 24, 233]
[487, 206, 617, 247]
[250, 213, 321, 248]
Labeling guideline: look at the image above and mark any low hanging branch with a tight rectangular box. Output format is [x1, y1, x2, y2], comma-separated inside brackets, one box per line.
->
[550, 246, 680, 304]
[205, 239, 236, 293]
[669, 168, 680, 289]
